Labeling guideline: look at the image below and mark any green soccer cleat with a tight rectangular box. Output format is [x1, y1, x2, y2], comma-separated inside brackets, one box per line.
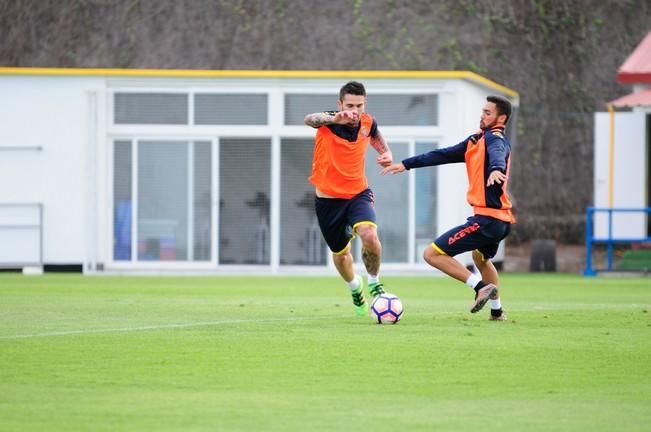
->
[350, 276, 369, 316]
[368, 282, 386, 298]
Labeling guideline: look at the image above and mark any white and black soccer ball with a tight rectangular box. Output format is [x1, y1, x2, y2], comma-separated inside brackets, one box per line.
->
[370, 293, 404, 324]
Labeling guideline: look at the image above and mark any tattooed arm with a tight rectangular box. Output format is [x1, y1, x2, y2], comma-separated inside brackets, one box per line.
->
[372, 129, 393, 167]
[370, 129, 389, 154]
[304, 111, 359, 128]
[304, 112, 335, 128]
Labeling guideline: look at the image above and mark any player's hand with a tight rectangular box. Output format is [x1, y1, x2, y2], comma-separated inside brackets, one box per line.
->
[381, 163, 406, 175]
[487, 170, 508, 186]
[333, 110, 359, 126]
[376, 151, 393, 167]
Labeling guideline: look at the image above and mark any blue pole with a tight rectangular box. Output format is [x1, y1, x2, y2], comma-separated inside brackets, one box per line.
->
[584, 207, 597, 276]
[607, 208, 614, 271]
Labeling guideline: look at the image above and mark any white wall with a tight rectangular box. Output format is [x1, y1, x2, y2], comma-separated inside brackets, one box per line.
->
[0, 73, 515, 271]
[593, 111, 647, 238]
[0, 76, 105, 264]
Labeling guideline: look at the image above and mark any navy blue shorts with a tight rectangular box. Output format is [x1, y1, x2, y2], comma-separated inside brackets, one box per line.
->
[433, 215, 511, 259]
[314, 189, 377, 254]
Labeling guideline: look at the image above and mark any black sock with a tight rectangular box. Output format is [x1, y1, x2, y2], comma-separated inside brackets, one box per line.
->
[473, 280, 487, 296]
[491, 308, 503, 317]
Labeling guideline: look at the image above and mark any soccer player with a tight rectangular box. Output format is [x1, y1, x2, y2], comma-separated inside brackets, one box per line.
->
[304, 81, 393, 316]
[382, 95, 514, 321]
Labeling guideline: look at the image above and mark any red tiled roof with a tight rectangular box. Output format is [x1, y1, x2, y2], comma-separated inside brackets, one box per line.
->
[618, 31, 651, 84]
[610, 88, 651, 107]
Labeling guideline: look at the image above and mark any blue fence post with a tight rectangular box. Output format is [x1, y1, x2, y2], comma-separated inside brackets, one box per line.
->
[607, 208, 614, 271]
[584, 207, 597, 276]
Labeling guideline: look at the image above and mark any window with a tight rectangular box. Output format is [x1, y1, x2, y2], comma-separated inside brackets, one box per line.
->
[285, 94, 335, 125]
[138, 141, 190, 260]
[113, 140, 212, 262]
[367, 94, 438, 126]
[414, 141, 438, 260]
[193, 142, 212, 260]
[219, 139, 271, 264]
[280, 139, 327, 265]
[113, 140, 132, 261]
[195, 94, 268, 125]
[363, 141, 410, 262]
[114, 93, 188, 124]
[284, 93, 438, 126]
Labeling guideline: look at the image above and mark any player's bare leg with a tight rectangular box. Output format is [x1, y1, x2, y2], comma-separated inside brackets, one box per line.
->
[423, 245, 496, 314]
[423, 245, 472, 282]
[333, 246, 355, 282]
[333, 246, 368, 316]
[355, 223, 385, 297]
[473, 250, 506, 320]
[472, 250, 498, 285]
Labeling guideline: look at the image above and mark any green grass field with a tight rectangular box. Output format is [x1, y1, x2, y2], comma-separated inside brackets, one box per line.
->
[1, 273, 650, 431]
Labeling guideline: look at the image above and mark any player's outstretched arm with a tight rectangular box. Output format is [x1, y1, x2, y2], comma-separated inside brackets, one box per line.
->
[304, 111, 358, 128]
[304, 112, 335, 128]
[381, 163, 406, 175]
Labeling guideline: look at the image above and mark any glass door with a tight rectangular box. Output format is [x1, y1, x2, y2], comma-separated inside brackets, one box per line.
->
[361, 141, 410, 263]
[113, 139, 212, 262]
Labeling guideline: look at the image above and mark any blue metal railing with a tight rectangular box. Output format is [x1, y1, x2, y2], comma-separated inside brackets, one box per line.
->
[584, 207, 651, 276]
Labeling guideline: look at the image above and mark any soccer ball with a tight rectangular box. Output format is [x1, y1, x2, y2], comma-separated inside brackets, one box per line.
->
[370, 293, 404, 324]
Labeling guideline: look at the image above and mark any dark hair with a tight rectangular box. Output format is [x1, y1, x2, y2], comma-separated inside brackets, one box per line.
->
[339, 81, 366, 100]
[487, 95, 512, 124]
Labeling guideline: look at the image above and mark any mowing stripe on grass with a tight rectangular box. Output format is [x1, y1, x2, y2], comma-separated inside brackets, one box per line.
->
[0, 310, 458, 340]
[0, 315, 352, 340]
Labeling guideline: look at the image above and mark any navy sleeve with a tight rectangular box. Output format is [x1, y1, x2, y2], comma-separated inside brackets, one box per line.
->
[485, 131, 508, 173]
[402, 139, 469, 170]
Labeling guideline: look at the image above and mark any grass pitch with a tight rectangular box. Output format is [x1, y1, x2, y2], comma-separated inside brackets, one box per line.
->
[1, 273, 650, 431]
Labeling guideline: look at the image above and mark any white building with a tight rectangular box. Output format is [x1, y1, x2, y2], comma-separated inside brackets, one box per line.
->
[0, 68, 518, 273]
[593, 31, 651, 240]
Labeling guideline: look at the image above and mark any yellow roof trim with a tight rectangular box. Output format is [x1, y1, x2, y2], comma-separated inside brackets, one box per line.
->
[0, 67, 518, 98]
